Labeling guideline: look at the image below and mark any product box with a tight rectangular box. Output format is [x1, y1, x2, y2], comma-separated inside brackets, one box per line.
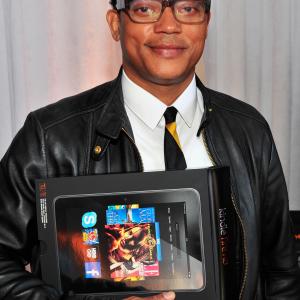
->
[36, 167, 239, 299]
[290, 211, 300, 267]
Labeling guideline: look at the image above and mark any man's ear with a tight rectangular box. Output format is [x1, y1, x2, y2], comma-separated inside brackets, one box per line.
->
[106, 9, 121, 41]
[204, 12, 211, 39]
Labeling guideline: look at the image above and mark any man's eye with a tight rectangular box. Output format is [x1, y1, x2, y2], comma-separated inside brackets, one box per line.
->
[184, 6, 193, 12]
[138, 7, 150, 13]
[176, 1, 204, 15]
[179, 6, 197, 14]
[133, 6, 154, 15]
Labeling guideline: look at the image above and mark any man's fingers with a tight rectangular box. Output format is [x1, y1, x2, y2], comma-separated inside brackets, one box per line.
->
[161, 291, 176, 300]
[125, 291, 175, 300]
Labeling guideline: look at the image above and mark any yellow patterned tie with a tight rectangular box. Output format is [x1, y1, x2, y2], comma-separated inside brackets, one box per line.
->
[164, 107, 187, 170]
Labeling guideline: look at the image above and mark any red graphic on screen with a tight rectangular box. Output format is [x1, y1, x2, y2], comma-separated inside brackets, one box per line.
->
[105, 223, 159, 280]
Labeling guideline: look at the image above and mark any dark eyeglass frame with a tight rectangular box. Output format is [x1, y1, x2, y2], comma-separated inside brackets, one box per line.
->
[114, 0, 210, 24]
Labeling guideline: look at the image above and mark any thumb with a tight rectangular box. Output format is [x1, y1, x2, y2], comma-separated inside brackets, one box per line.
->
[161, 291, 176, 300]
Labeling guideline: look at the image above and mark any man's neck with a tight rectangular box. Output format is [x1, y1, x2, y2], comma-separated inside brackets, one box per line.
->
[123, 67, 195, 106]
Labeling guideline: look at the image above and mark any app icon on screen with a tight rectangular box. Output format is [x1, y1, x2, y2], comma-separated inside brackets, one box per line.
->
[107, 205, 126, 210]
[86, 247, 99, 260]
[85, 261, 101, 278]
[82, 228, 99, 245]
[82, 211, 97, 228]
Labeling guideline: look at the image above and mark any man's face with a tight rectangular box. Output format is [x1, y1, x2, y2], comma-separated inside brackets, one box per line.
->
[107, 2, 210, 86]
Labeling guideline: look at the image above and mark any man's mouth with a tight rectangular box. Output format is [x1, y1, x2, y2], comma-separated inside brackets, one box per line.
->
[146, 43, 187, 58]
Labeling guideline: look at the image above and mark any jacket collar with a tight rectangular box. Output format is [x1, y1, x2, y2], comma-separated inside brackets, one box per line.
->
[95, 67, 212, 140]
[195, 76, 213, 136]
[94, 68, 133, 139]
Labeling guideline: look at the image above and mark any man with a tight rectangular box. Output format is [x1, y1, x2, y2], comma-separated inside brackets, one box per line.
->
[0, 0, 299, 299]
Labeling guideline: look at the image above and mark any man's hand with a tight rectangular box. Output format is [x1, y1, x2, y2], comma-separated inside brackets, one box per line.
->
[125, 291, 175, 300]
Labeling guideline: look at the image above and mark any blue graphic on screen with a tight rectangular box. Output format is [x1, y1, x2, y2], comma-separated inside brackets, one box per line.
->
[155, 222, 162, 261]
[85, 262, 101, 278]
[131, 208, 155, 223]
[106, 209, 127, 225]
[82, 211, 97, 228]
[106, 206, 156, 225]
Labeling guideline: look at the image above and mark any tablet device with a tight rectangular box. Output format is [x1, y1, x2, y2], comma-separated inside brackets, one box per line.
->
[55, 189, 203, 294]
[36, 168, 238, 299]
[290, 211, 300, 267]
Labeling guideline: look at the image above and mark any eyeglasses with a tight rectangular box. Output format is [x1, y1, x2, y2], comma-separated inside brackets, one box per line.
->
[115, 0, 208, 24]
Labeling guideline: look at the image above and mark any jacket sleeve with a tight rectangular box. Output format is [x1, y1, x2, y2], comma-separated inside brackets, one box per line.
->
[0, 113, 61, 300]
[261, 133, 300, 299]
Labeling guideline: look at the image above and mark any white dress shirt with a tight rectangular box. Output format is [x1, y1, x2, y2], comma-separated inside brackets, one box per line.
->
[122, 71, 213, 172]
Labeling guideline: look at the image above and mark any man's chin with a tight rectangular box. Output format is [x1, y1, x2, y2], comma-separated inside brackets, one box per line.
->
[147, 70, 193, 86]
[123, 62, 195, 87]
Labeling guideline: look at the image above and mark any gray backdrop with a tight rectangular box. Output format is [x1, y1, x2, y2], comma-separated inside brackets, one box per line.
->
[0, 0, 299, 210]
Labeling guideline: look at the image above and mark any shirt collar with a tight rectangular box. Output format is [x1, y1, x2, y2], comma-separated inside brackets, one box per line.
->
[172, 76, 197, 128]
[122, 70, 198, 130]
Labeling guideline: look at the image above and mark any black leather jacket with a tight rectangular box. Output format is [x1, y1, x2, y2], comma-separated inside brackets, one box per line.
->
[0, 71, 299, 300]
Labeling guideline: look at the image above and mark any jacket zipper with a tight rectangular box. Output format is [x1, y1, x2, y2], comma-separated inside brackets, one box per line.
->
[121, 128, 144, 172]
[202, 128, 248, 300]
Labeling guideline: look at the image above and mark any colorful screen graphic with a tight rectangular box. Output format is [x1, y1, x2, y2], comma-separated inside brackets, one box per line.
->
[105, 205, 160, 281]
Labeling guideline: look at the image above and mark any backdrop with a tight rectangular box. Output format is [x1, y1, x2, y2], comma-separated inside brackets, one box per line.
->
[0, 0, 299, 209]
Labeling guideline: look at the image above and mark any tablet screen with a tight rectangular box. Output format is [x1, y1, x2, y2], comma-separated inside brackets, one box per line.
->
[55, 189, 204, 294]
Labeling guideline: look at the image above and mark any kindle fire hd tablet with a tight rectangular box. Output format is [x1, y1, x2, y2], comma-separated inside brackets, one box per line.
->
[36, 168, 238, 299]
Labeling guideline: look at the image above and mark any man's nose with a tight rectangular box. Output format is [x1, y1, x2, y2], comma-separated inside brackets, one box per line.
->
[153, 7, 181, 34]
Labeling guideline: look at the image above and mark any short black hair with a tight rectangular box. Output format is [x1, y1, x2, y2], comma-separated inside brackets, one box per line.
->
[110, 0, 211, 12]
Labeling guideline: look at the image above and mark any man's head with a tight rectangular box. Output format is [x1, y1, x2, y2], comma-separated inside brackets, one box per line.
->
[109, 0, 211, 14]
[107, 0, 211, 87]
